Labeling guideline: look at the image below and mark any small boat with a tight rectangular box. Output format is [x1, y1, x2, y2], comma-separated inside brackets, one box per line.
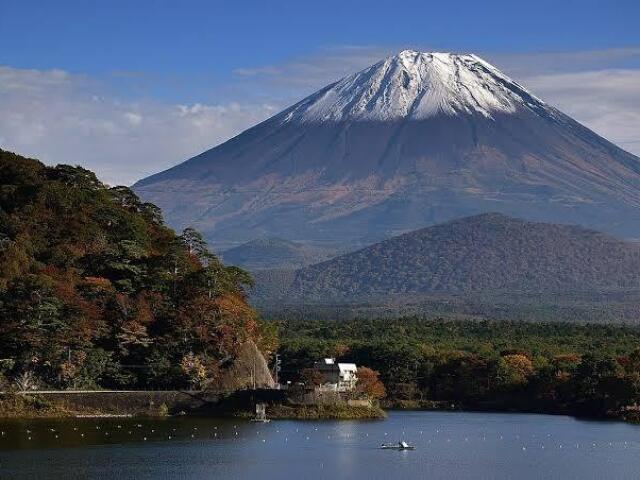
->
[381, 441, 415, 450]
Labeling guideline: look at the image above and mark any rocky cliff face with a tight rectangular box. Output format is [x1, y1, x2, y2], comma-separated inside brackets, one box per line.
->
[211, 341, 275, 392]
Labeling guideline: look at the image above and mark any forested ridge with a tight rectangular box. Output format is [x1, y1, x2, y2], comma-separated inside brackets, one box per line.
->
[0, 149, 275, 391]
[278, 213, 640, 300]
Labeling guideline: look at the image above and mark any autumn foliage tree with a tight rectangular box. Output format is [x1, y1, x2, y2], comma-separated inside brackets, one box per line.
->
[0, 149, 273, 390]
[356, 367, 386, 399]
[495, 354, 534, 390]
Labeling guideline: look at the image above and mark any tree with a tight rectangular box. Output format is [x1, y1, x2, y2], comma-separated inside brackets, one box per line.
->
[300, 368, 326, 388]
[14, 371, 38, 391]
[331, 342, 350, 359]
[495, 354, 534, 391]
[356, 367, 386, 399]
[572, 354, 633, 416]
[180, 227, 211, 261]
[180, 353, 208, 390]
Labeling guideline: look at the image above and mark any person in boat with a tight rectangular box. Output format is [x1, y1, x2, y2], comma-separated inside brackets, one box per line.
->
[381, 441, 413, 449]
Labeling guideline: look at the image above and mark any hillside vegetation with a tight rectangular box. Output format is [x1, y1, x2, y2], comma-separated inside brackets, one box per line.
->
[282, 213, 640, 300]
[221, 237, 336, 270]
[277, 317, 640, 418]
[256, 291, 640, 324]
[0, 149, 275, 391]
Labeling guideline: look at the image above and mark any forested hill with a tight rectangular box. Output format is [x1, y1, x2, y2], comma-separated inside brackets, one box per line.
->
[0, 149, 275, 391]
[283, 213, 640, 300]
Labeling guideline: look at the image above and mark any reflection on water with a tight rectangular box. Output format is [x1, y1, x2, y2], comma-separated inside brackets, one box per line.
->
[1, 411, 639, 479]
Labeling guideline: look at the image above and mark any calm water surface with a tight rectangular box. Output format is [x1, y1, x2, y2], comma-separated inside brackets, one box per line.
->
[1, 411, 639, 479]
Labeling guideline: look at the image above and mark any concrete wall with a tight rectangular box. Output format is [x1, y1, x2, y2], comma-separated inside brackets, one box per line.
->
[290, 389, 372, 407]
[22, 391, 214, 415]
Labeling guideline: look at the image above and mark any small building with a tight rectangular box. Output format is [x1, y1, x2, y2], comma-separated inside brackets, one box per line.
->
[313, 358, 358, 392]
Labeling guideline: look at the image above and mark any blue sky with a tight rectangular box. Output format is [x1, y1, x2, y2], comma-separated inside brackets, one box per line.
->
[1, 0, 640, 184]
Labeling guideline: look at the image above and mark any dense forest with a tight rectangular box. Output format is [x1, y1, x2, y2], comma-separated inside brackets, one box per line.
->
[277, 317, 640, 418]
[0, 149, 275, 391]
[255, 290, 640, 324]
[255, 213, 640, 302]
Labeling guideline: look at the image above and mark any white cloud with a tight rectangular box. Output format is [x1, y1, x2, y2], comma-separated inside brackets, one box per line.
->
[123, 112, 143, 126]
[232, 45, 396, 98]
[489, 47, 640, 77]
[0, 66, 279, 185]
[524, 69, 640, 154]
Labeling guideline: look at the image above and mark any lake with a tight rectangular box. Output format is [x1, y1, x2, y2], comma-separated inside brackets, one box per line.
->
[1, 411, 639, 479]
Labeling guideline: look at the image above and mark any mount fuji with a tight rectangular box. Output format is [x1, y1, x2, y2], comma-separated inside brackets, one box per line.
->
[135, 50, 640, 250]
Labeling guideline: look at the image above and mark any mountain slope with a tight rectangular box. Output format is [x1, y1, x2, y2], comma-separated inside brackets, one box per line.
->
[221, 237, 337, 270]
[266, 213, 640, 300]
[135, 50, 640, 249]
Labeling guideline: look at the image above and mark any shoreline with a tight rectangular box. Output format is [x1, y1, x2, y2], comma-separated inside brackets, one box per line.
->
[0, 392, 385, 421]
[383, 400, 637, 424]
[235, 404, 386, 420]
[0, 392, 635, 424]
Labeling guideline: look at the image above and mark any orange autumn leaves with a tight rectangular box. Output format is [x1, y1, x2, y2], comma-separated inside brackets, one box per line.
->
[0, 150, 267, 389]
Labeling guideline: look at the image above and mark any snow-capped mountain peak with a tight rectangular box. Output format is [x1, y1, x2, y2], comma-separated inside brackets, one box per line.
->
[282, 50, 546, 123]
[135, 48, 640, 251]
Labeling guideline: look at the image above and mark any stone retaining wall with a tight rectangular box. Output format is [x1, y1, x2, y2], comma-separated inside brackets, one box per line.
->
[22, 391, 213, 415]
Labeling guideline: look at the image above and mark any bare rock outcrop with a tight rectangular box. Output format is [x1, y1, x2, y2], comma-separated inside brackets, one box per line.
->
[210, 340, 275, 392]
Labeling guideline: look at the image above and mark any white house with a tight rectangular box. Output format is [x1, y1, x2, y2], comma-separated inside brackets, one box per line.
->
[313, 358, 358, 392]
